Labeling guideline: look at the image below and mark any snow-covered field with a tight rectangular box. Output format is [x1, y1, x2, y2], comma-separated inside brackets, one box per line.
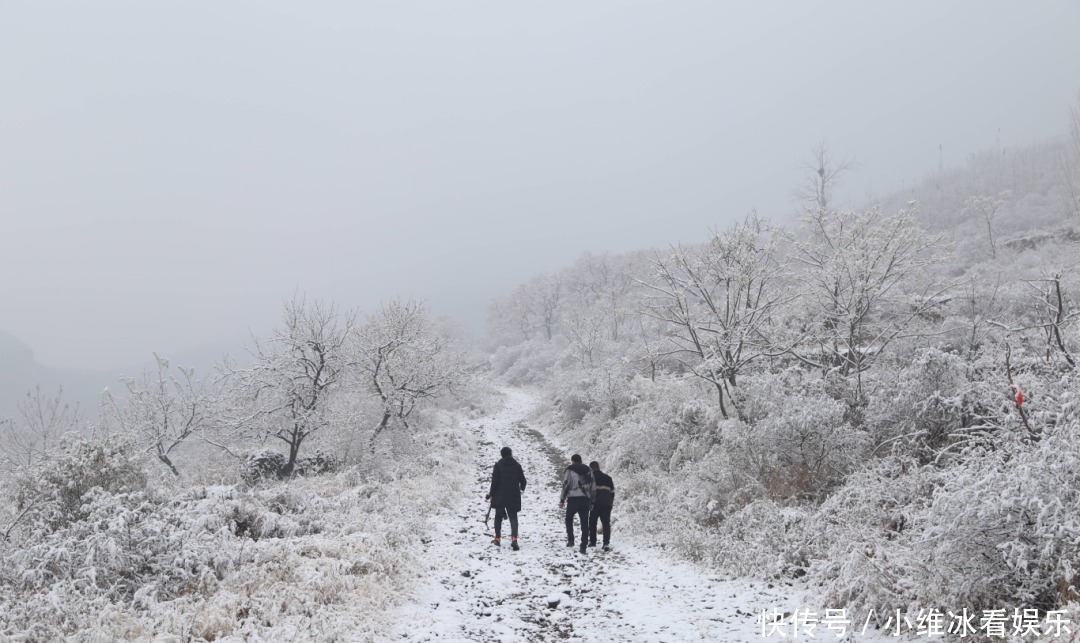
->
[393, 388, 894, 642]
[5, 383, 1076, 641]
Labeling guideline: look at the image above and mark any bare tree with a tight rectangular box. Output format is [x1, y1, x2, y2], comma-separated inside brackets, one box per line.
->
[643, 213, 791, 419]
[531, 274, 562, 341]
[793, 140, 858, 213]
[633, 314, 670, 382]
[219, 294, 357, 475]
[486, 274, 563, 343]
[1024, 273, 1077, 369]
[961, 191, 1011, 259]
[955, 275, 1003, 362]
[487, 285, 537, 343]
[562, 303, 606, 368]
[988, 273, 1078, 370]
[1061, 93, 1080, 217]
[101, 354, 212, 476]
[571, 252, 639, 342]
[792, 203, 951, 423]
[0, 386, 82, 469]
[353, 299, 467, 445]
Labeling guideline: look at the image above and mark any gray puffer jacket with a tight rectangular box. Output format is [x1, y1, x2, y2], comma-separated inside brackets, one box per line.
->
[560, 463, 594, 503]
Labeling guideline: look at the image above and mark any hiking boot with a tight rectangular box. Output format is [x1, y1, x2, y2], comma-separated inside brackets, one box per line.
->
[492, 538, 501, 547]
[588, 541, 597, 547]
[511, 539, 520, 551]
[602, 544, 610, 551]
[579, 543, 587, 554]
[566, 538, 574, 548]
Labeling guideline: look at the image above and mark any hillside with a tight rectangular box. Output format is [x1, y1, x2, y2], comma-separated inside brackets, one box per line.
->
[481, 122, 1080, 625]
[0, 330, 115, 423]
[0, 331, 246, 423]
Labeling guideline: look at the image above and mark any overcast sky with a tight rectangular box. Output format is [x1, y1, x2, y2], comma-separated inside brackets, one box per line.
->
[3, 1, 1079, 370]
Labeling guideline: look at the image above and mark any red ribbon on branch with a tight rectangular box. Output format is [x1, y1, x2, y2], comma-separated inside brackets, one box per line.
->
[1011, 384, 1024, 407]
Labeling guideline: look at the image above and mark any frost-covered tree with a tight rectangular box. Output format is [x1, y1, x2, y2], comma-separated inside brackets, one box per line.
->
[792, 203, 950, 423]
[993, 272, 1078, 370]
[960, 191, 1011, 259]
[101, 354, 212, 476]
[644, 213, 790, 418]
[793, 140, 857, 213]
[633, 314, 672, 381]
[529, 274, 562, 341]
[567, 252, 641, 343]
[219, 294, 357, 475]
[944, 274, 1003, 361]
[561, 301, 607, 368]
[487, 285, 536, 344]
[353, 299, 467, 443]
[0, 386, 82, 470]
[1032, 273, 1077, 369]
[486, 273, 564, 344]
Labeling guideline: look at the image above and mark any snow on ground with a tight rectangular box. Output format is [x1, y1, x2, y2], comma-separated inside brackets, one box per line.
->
[393, 388, 894, 642]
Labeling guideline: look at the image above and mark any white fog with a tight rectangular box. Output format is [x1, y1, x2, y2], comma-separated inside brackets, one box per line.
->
[2, 2, 1079, 641]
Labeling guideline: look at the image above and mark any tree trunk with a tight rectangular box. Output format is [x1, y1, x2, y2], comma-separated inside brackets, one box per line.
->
[284, 438, 302, 477]
[157, 451, 180, 477]
[369, 411, 393, 452]
[715, 381, 728, 419]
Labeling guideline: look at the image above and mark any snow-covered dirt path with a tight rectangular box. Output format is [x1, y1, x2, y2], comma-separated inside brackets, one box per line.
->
[394, 388, 889, 642]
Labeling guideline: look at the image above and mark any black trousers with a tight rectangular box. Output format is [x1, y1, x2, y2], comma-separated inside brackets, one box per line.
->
[494, 506, 518, 539]
[565, 497, 590, 544]
[589, 503, 612, 545]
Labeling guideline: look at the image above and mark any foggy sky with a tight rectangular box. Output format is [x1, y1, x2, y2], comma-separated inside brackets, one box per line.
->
[3, 1, 1079, 370]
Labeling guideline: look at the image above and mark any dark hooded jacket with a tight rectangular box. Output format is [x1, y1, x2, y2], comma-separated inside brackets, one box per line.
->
[591, 469, 615, 508]
[488, 457, 527, 513]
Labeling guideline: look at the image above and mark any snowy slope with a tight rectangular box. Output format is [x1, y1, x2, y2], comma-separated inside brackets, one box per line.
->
[393, 388, 894, 642]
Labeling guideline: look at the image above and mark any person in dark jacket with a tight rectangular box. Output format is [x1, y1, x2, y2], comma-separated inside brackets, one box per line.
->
[588, 461, 615, 550]
[559, 453, 594, 553]
[486, 446, 527, 550]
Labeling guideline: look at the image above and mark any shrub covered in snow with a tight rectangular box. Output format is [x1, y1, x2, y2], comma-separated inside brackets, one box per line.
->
[0, 391, 477, 640]
[241, 449, 338, 484]
[8, 431, 148, 533]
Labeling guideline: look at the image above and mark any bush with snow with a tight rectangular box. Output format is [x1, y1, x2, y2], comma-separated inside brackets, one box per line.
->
[241, 449, 338, 484]
[0, 389, 477, 640]
[8, 431, 147, 533]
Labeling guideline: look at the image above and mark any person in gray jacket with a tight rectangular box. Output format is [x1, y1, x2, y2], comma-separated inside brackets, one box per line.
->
[558, 453, 594, 553]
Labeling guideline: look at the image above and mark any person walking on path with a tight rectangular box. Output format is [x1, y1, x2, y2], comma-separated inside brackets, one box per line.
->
[487, 446, 527, 550]
[588, 461, 615, 550]
[559, 453, 594, 554]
